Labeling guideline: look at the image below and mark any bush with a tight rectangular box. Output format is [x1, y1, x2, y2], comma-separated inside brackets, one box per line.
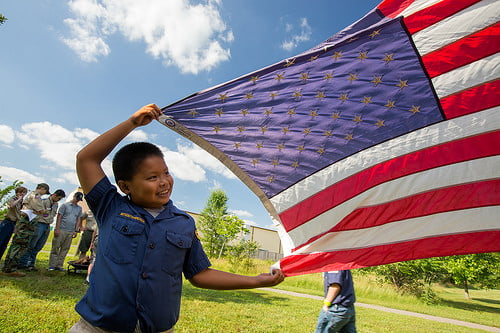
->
[227, 240, 259, 273]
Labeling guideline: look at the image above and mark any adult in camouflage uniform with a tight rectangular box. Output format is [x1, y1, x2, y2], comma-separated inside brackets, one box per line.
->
[1, 183, 49, 277]
[0, 186, 28, 259]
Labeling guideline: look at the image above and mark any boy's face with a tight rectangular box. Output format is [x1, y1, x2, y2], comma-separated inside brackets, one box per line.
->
[52, 195, 64, 202]
[16, 190, 27, 198]
[120, 155, 174, 209]
[37, 187, 48, 195]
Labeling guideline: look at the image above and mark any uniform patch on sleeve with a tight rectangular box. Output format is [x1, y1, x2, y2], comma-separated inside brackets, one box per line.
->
[195, 230, 200, 240]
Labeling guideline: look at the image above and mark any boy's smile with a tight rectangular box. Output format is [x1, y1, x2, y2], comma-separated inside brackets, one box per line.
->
[123, 155, 174, 209]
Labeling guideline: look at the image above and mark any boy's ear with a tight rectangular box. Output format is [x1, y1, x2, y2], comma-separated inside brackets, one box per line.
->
[117, 180, 131, 194]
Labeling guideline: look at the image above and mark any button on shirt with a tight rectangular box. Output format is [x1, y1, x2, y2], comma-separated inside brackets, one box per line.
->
[75, 177, 211, 333]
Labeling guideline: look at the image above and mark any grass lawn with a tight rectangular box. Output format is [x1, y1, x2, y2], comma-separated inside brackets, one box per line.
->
[0, 240, 498, 332]
[274, 270, 500, 328]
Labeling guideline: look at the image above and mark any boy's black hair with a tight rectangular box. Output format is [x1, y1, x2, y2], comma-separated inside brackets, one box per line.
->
[15, 186, 28, 194]
[112, 142, 164, 182]
[53, 189, 66, 197]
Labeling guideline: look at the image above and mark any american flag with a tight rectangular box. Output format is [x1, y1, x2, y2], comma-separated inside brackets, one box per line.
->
[160, 0, 500, 276]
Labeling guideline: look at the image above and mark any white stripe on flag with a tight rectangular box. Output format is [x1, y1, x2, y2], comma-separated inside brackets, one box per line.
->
[398, 0, 442, 18]
[432, 53, 500, 98]
[288, 156, 500, 246]
[412, 0, 499, 56]
[293, 206, 500, 254]
[270, 107, 500, 213]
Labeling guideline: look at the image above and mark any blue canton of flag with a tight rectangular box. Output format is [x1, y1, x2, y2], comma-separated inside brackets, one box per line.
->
[161, 18, 441, 198]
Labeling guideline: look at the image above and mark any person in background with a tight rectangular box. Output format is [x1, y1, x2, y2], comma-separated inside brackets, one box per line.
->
[70, 103, 284, 332]
[48, 192, 83, 271]
[1, 183, 49, 277]
[0, 186, 28, 260]
[19, 189, 66, 271]
[76, 209, 97, 260]
[315, 270, 357, 333]
[84, 228, 98, 285]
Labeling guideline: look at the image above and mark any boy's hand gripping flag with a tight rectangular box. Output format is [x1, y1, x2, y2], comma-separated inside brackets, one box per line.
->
[160, 0, 500, 276]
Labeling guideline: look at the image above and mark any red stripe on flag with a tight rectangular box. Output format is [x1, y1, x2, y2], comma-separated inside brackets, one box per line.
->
[333, 180, 500, 231]
[440, 80, 500, 119]
[279, 131, 500, 232]
[293, 180, 500, 251]
[423, 23, 500, 78]
[377, 0, 416, 18]
[404, 0, 483, 34]
[281, 231, 500, 276]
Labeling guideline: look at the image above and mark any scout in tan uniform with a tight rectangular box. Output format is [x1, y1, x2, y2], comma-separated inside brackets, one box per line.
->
[1, 183, 49, 277]
[19, 189, 66, 270]
[0, 186, 28, 259]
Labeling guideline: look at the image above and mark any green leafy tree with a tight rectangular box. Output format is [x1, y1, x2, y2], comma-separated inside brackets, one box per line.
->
[442, 253, 500, 300]
[198, 189, 247, 258]
[0, 176, 24, 219]
[228, 240, 259, 273]
[361, 257, 447, 303]
[0, 14, 7, 25]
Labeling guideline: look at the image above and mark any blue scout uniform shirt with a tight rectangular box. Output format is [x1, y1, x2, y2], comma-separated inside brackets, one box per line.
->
[323, 270, 356, 307]
[75, 177, 211, 332]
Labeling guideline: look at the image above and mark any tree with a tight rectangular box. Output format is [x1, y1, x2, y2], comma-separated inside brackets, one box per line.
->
[443, 253, 500, 300]
[361, 257, 447, 303]
[198, 189, 247, 258]
[0, 176, 24, 219]
[228, 240, 259, 273]
[0, 14, 7, 25]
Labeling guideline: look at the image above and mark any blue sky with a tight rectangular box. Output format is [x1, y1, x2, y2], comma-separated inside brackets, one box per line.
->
[0, 0, 379, 229]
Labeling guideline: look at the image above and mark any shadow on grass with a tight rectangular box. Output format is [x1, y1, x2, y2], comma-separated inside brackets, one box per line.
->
[2, 257, 286, 307]
[438, 298, 500, 314]
[472, 298, 500, 306]
[182, 283, 289, 305]
[0, 258, 88, 304]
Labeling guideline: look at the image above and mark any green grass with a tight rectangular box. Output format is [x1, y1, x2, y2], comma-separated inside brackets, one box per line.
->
[0, 247, 499, 332]
[273, 269, 500, 328]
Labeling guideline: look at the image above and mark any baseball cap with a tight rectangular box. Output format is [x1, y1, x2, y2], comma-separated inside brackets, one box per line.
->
[75, 192, 84, 201]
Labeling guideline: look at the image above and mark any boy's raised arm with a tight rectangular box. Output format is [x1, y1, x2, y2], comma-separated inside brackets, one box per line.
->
[76, 104, 162, 194]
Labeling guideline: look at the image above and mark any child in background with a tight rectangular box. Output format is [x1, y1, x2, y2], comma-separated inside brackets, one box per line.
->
[72, 103, 284, 332]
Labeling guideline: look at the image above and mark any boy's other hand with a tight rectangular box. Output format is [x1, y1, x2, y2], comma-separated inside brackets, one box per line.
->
[256, 269, 285, 287]
[130, 103, 162, 127]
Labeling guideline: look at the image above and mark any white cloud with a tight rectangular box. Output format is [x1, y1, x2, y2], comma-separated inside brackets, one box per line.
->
[0, 165, 44, 184]
[176, 140, 236, 179]
[62, 0, 233, 74]
[75, 127, 100, 142]
[229, 209, 253, 218]
[5, 120, 233, 190]
[262, 223, 277, 230]
[0, 125, 15, 145]
[126, 129, 149, 142]
[13, 121, 106, 186]
[208, 179, 222, 191]
[281, 17, 312, 51]
[55, 171, 80, 186]
[159, 144, 207, 182]
[17, 121, 84, 170]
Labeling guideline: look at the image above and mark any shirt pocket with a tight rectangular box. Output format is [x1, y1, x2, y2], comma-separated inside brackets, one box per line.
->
[105, 217, 145, 264]
[161, 232, 193, 276]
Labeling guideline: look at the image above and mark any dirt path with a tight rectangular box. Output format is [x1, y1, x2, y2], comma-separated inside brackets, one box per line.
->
[260, 288, 500, 332]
